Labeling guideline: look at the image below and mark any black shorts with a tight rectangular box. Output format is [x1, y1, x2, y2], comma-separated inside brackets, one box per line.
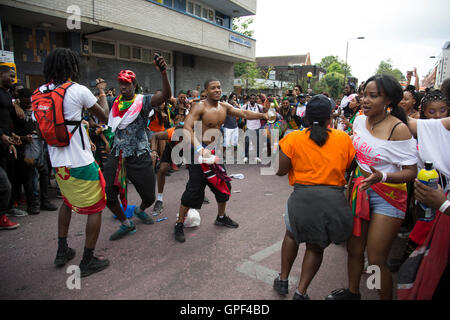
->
[103, 151, 156, 209]
[181, 163, 231, 209]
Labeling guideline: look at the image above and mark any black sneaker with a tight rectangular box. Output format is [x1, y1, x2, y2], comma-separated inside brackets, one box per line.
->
[325, 288, 361, 300]
[79, 256, 110, 278]
[174, 223, 185, 243]
[54, 247, 76, 267]
[152, 200, 163, 216]
[41, 200, 58, 211]
[273, 274, 289, 295]
[215, 214, 239, 228]
[293, 291, 310, 300]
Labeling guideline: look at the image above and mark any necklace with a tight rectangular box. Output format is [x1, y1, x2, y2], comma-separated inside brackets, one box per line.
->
[369, 112, 387, 131]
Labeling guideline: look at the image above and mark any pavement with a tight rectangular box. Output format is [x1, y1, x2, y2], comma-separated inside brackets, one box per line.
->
[0, 163, 407, 300]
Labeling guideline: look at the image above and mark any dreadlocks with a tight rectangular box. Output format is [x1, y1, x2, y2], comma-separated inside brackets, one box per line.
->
[43, 48, 80, 85]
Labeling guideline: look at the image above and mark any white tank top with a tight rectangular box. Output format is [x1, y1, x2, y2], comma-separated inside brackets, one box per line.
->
[352, 115, 418, 173]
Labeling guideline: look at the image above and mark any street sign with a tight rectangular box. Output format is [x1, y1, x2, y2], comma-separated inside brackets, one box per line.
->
[0, 50, 17, 83]
[0, 50, 14, 63]
[269, 70, 276, 80]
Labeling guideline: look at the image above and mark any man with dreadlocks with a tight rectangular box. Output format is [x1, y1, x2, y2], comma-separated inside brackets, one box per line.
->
[103, 54, 171, 240]
[32, 48, 110, 277]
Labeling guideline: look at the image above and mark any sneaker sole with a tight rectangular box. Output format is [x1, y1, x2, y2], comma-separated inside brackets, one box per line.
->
[80, 260, 110, 278]
[214, 221, 239, 228]
[0, 225, 20, 230]
[109, 228, 136, 241]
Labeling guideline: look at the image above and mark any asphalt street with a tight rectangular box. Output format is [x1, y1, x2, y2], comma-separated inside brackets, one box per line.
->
[0, 164, 406, 300]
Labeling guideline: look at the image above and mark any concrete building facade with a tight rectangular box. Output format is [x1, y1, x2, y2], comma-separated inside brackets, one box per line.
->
[0, 0, 256, 94]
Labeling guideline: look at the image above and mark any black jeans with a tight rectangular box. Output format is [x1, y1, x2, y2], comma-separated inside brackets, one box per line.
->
[0, 166, 12, 215]
[103, 151, 156, 210]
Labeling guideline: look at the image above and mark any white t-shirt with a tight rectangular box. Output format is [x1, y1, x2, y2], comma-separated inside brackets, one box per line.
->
[352, 115, 418, 173]
[46, 83, 98, 168]
[242, 103, 262, 130]
[417, 118, 450, 179]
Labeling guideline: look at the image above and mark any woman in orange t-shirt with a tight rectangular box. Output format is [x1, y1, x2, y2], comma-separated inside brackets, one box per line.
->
[273, 94, 356, 300]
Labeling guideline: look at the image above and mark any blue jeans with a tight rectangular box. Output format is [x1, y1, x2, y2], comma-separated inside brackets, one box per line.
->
[367, 188, 405, 219]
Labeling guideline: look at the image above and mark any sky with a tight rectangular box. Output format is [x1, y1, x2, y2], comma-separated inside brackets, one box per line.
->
[253, 0, 450, 85]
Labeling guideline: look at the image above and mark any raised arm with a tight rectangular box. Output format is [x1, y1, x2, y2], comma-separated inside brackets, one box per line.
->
[226, 101, 268, 121]
[150, 54, 172, 107]
[89, 78, 109, 123]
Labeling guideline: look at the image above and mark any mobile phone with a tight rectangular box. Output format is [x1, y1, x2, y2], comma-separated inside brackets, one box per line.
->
[154, 53, 166, 71]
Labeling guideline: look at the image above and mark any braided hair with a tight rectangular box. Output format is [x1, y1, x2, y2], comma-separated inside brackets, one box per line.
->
[419, 90, 449, 119]
[404, 86, 420, 111]
[43, 48, 80, 85]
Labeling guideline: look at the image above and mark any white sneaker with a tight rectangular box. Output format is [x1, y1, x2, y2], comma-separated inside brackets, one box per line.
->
[243, 157, 248, 163]
[6, 208, 28, 217]
[255, 157, 262, 164]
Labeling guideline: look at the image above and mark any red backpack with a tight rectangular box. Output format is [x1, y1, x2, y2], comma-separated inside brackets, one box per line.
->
[32, 82, 85, 149]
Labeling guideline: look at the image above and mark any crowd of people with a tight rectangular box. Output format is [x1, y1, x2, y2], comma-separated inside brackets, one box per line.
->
[0, 47, 449, 300]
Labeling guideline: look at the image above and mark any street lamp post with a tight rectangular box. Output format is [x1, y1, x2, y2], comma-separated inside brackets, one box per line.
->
[344, 36, 365, 88]
[307, 72, 313, 89]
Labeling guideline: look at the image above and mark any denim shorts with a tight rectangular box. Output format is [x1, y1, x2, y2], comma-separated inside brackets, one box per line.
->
[367, 188, 405, 220]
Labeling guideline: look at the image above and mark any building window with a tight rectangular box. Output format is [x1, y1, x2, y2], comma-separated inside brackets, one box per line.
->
[119, 44, 131, 59]
[163, 0, 173, 7]
[132, 47, 141, 60]
[194, 4, 201, 17]
[91, 40, 115, 57]
[187, 1, 194, 14]
[208, 10, 214, 22]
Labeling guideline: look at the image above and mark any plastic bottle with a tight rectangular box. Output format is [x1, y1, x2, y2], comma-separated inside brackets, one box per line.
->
[417, 161, 439, 220]
[268, 102, 277, 124]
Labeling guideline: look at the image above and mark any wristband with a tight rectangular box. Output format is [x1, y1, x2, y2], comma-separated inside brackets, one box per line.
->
[439, 200, 450, 214]
[196, 145, 204, 153]
[98, 93, 106, 98]
[380, 172, 387, 183]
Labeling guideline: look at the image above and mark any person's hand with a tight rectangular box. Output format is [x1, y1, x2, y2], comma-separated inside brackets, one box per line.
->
[201, 148, 211, 158]
[263, 112, 269, 120]
[9, 145, 17, 159]
[11, 133, 22, 145]
[154, 54, 167, 73]
[96, 78, 107, 91]
[413, 67, 418, 78]
[151, 149, 158, 163]
[13, 100, 25, 119]
[414, 179, 447, 210]
[25, 134, 33, 143]
[340, 115, 350, 126]
[90, 142, 96, 152]
[360, 166, 383, 191]
[1, 134, 13, 146]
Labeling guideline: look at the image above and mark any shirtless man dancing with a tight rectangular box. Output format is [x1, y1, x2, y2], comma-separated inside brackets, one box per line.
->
[174, 79, 268, 242]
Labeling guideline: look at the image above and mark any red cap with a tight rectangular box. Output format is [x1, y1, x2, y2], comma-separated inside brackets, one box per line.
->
[117, 70, 136, 83]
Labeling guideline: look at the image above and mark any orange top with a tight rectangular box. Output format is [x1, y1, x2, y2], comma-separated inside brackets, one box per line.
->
[148, 115, 165, 132]
[166, 127, 176, 141]
[279, 129, 355, 186]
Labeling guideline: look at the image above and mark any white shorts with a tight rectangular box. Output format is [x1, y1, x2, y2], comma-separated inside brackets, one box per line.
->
[223, 127, 239, 147]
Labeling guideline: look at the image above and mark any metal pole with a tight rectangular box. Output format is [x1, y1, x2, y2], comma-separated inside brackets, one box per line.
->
[0, 17, 5, 51]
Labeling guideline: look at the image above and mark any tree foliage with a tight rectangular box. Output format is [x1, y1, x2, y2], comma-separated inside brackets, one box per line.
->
[375, 59, 406, 81]
[319, 72, 345, 99]
[232, 17, 255, 38]
[317, 55, 351, 77]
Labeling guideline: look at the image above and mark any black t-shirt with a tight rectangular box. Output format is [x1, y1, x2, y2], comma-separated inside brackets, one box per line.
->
[0, 87, 13, 137]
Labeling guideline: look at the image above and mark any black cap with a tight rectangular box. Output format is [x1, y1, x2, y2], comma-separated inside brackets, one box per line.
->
[305, 94, 333, 123]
